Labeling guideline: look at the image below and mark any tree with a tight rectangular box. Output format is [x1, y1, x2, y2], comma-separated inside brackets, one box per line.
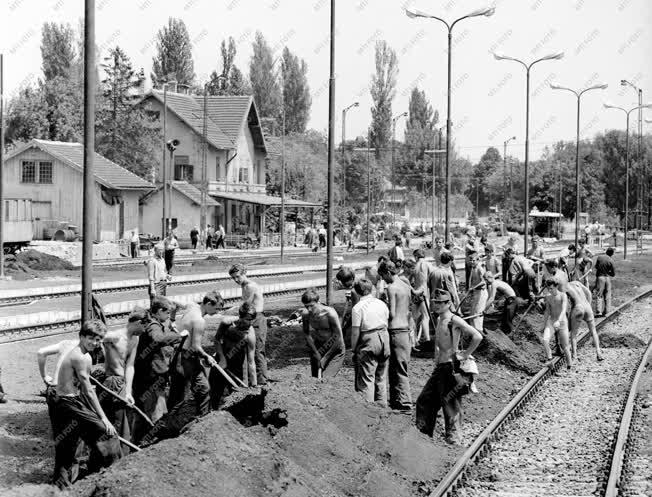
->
[41, 22, 76, 81]
[281, 46, 311, 133]
[470, 146, 502, 215]
[206, 37, 251, 96]
[369, 40, 398, 160]
[249, 31, 281, 121]
[96, 46, 160, 178]
[397, 87, 438, 190]
[152, 18, 195, 87]
[5, 86, 49, 146]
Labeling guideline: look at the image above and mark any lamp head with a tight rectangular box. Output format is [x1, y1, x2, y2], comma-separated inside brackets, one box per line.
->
[469, 6, 496, 17]
[166, 139, 180, 152]
[405, 8, 426, 19]
[353, 102, 360, 107]
[542, 52, 565, 61]
[593, 83, 609, 90]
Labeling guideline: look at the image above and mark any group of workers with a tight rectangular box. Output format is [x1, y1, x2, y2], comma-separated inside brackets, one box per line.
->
[34, 226, 618, 488]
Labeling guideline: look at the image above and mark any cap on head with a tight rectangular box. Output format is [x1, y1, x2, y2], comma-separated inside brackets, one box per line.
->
[484, 243, 495, 253]
[504, 247, 514, 256]
[432, 289, 451, 303]
[544, 258, 558, 268]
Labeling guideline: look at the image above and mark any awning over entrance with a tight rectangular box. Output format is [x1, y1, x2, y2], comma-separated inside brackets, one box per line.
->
[209, 191, 322, 208]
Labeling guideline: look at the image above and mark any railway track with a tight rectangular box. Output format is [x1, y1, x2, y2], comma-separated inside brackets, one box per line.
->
[430, 290, 652, 497]
[0, 281, 327, 345]
[0, 265, 326, 305]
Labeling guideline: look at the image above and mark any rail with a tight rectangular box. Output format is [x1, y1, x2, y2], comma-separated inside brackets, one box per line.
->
[430, 287, 652, 497]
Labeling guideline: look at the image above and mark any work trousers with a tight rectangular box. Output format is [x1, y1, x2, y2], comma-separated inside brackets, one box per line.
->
[98, 374, 131, 451]
[514, 269, 537, 300]
[191, 237, 198, 250]
[169, 350, 211, 417]
[310, 336, 345, 378]
[501, 296, 518, 334]
[210, 339, 247, 409]
[502, 255, 512, 284]
[388, 329, 412, 410]
[469, 288, 488, 332]
[148, 281, 167, 307]
[595, 276, 612, 315]
[253, 315, 268, 385]
[355, 327, 390, 406]
[464, 259, 472, 290]
[50, 395, 121, 489]
[133, 372, 168, 443]
[416, 362, 469, 439]
[216, 236, 225, 249]
[130, 242, 138, 258]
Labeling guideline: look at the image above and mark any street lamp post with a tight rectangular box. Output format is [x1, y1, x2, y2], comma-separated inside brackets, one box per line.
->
[425, 148, 446, 247]
[406, 6, 495, 242]
[604, 102, 652, 259]
[341, 102, 359, 210]
[493, 51, 564, 255]
[621, 80, 643, 231]
[271, 57, 287, 262]
[391, 112, 407, 227]
[326, 0, 336, 304]
[550, 82, 607, 263]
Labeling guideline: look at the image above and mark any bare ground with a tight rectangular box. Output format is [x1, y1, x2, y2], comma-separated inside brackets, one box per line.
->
[1, 252, 651, 497]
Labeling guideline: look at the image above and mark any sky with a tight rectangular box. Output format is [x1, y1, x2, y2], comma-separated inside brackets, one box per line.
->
[1, 0, 651, 163]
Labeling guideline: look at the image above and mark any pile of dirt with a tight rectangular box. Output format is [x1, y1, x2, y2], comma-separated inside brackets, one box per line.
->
[599, 331, 647, 348]
[14, 250, 74, 271]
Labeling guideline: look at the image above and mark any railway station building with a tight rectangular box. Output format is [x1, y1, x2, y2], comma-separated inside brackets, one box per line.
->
[3, 139, 153, 241]
[138, 90, 320, 243]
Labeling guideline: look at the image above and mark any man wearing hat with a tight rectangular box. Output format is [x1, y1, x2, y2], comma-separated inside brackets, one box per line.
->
[416, 289, 483, 444]
[527, 236, 545, 291]
[378, 261, 413, 411]
[146, 243, 170, 304]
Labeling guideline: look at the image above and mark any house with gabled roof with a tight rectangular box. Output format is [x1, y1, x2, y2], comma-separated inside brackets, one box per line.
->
[138, 90, 320, 240]
[3, 139, 153, 241]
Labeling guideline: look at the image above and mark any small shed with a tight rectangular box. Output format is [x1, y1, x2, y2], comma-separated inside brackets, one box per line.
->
[4, 139, 153, 241]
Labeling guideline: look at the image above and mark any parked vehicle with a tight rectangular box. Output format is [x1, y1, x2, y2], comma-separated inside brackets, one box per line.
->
[3, 198, 33, 254]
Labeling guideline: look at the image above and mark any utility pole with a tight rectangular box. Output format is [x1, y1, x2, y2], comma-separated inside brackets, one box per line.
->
[162, 85, 168, 238]
[81, 0, 96, 320]
[0, 54, 5, 279]
[200, 84, 208, 238]
[325, 0, 336, 304]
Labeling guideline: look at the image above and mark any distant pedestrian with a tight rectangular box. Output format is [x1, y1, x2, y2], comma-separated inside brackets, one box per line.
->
[130, 231, 139, 258]
[594, 247, 615, 317]
[146, 243, 169, 303]
[205, 224, 214, 250]
[163, 231, 178, 274]
[190, 227, 199, 250]
[216, 223, 226, 249]
[388, 239, 405, 266]
[464, 227, 479, 290]
[318, 225, 327, 249]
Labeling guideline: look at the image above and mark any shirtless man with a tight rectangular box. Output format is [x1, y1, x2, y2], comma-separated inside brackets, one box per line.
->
[49, 320, 120, 488]
[212, 302, 257, 408]
[169, 291, 223, 416]
[483, 243, 500, 276]
[464, 227, 479, 289]
[229, 264, 268, 385]
[543, 258, 569, 290]
[541, 278, 572, 369]
[412, 249, 432, 343]
[467, 253, 488, 333]
[432, 236, 447, 267]
[99, 308, 149, 444]
[301, 289, 345, 378]
[416, 289, 483, 444]
[38, 338, 79, 429]
[335, 266, 361, 339]
[378, 261, 413, 411]
[483, 272, 518, 334]
[566, 280, 604, 362]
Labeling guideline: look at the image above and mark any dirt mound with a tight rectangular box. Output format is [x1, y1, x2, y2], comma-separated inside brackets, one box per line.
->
[15, 250, 74, 271]
[3, 484, 68, 497]
[475, 327, 540, 375]
[599, 332, 647, 348]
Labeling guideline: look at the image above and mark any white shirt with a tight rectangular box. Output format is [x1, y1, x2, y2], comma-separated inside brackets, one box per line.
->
[130, 232, 139, 243]
[351, 295, 389, 331]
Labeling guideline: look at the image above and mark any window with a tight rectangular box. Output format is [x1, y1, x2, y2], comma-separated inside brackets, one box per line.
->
[216, 156, 223, 180]
[238, 167, 249, 183]
[21, 160, 53, 184]
[39, 161, 53, 183]
[174, 156, 193, 182]
[21, 161, 36, 183]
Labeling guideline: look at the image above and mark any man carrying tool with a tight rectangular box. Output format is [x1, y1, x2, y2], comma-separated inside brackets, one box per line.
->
[169, 291, 224, 417]
[416, 289, 483, 445]
[483, 272, 518, 334]
[378, 261, 413, 412]
[543, 258, 569, 290]
[350, 278, 390, 406]
[301, 289, 345, 379]
[97, 308, 149, 447]
[566, 281, 604, 362]
[467, 252, 488, 333]
[228, 264, 268, 385]
[212, 302, 257, 407]
[133, 297, 182, 441]
[505, 248, 538, 302]
[146, 243, 170, 304]
[541, 278, 572, 369]
[594, 247, 615, 317]
[49, 320, 121, 488]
